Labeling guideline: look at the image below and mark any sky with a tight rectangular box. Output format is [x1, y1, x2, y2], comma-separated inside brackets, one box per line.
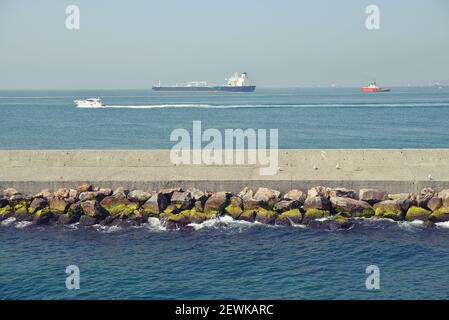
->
[0, 0, 448, 89]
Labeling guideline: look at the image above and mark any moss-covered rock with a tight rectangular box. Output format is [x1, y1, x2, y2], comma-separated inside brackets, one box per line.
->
[33, 208, 53, 225]
[255, 207, 277, 224]
[238, 210, 256, 222]
[429, 207, 449, 222]
[140, 193, 168, 216]
[332, 214, 353, 229]
[100, 196, 139, 217]
[0, 205, 14, 221]
[49, 197, 69, 214]
[275, 208, 302, 226]
[224, 196, 243, 219]
[29, 197, 48, 214]
[204, 192, 229, 215]
[303, 208, 330, 224]
[406, 206, 432, 221]
[330, 197, 374, 217]
[373, 200, 403, 220]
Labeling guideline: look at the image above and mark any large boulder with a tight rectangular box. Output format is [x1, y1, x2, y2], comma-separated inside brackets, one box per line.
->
[330, 197, 374, 217]
[253, 187, 281, 208]
[273, 199, 300, 213]
[307, 186, 331, 198]
[79, 215, 97, 226]
[54, 188, 70, 199]
[417, 187, 435, 209]
[140, 193, 169, 216]
[78, 183, 93, 193]
[438, 190, 449, 208]
[303, 196, 331, 211]
[29, 197, 48, 214]
[81, 200, 103, 218]
[49, 197, 69, 214]
[429, 207, 449, 223]
[0, 205, 14, 221]
[78, 191, 100, 202]
[237, 187, 260, 210]
[329, 188, 357, 199]
[283, 189, 306, 203]
[164, 209, 207, 229]
[224, 196, 243, 219]
[170, 191, 193, 211]
[359, 189, 388, 205]
[33, 208, 53, 225]
[427, 197, 442, 211]
[406, 206, 432, 221]
[373, 200, 403, 220]
[127, 190, 152, 203]
[100, 196, 139, 217]
[303, 208, 330, 224]
[237, 210, 256, 222]
[113, 187, 129, 198]
[3, 188, 19, 198]
[275, 209, 302, 226]
[34, 189, 53, 199]
[204, 192, 229, 215]
[254, 207, 277, 224]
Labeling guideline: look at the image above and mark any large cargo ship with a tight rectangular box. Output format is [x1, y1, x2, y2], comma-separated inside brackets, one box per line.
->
[152, 72, 256, 92]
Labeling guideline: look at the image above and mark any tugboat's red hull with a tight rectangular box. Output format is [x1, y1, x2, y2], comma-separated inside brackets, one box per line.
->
[360, 87, 390, 92]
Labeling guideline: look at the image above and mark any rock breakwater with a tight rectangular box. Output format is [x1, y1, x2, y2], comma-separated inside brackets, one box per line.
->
[1, 184, 449, 230]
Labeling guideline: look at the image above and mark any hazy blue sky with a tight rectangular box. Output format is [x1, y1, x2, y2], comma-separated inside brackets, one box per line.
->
[1, 0, 448, 89]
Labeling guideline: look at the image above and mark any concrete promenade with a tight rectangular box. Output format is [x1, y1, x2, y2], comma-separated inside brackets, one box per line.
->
[1, 149, 449, 193]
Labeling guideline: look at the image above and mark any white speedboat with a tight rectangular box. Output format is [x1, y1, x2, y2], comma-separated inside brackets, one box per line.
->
[74, 98, 104, 108]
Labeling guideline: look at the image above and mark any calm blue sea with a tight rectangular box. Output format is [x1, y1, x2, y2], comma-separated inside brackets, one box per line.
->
[1, 87, 449, 300]
[0, 87, 448, 149]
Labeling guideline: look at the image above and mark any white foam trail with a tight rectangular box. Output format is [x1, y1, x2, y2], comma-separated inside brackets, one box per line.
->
[188, 215, 258, 231]
[397, 220, 425, 231]
[93, 224, 123, 233]
[1, 217, 16, 226]
[15, 221, 32, 229]
[77, 102, 449, 110]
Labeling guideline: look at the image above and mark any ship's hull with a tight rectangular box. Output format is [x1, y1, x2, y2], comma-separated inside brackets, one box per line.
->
[152, 85, 256, 92]
[360, 87, 390, 92]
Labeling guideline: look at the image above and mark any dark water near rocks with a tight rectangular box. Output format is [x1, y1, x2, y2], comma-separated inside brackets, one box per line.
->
[1, 87, 449, 149]
[1, 217, 449, 299]
[2, 87, 449, 300]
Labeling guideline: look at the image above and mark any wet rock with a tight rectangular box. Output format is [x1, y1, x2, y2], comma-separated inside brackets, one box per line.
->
[15, 210, 33, 222]
[127, 190, 152, 203]
[67, 202, 83, 220]
[303, 196, 331, 211]
[79, 215, 97, 226]
[165, 209, 207, 229]
[283, 189, 306, 203]
[49, 197, 69, 214]
[359, 189, 388, 205]
[429, 207, 449, 223]
[170, 191, 193, 211]
[159, 187, 182, 200]
[204, 192, 229, 215]
[0, 194, 8, 207]
[273, 199, 300, 213]
[141, 193, 168, 216]
[330, 197, 374, 217]
[8, 193, 24, 203]
[373, 200, 403, 220]
[417, 187, 435, 209]
[329, 188, 357, 199]
[406, 206, 432, 221]
[237, 210, 256, 222]
[275, 209, 302, 226]
[78, 183, 93, 193]
[427, 197, 442, 211]
[255, 207, 277, 224]
[100, 196, 138, 217]
[0, 205, 14, 221]
[224, 196, 243, 219]
[303, 208, 330, 224]
[29, 197, 48, 214]
[307, 186, 331, 198]
[56, 214, 76, 225]
[33, 208, 53, 225]
[81, 200, 103, 218]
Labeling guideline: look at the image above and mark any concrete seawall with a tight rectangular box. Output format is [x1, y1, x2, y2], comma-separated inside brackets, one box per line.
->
[1, 149, 449, 194]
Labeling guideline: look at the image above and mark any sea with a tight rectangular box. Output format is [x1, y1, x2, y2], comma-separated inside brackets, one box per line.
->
[1, 87, 449, 300]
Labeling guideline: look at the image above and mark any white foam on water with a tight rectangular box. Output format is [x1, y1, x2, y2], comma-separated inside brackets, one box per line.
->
[142, 217, 167, 232]
[397, 220, 425, 231]
[1, 217, 16, 226]
[316, 217, 331, 222]
[93, 224, 123, 233]
[436, 221, 449, 229]
[15, 221, 32, 229]
[188, 215, 259, 231]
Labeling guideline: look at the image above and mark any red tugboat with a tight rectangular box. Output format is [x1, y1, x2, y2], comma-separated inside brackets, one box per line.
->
[360, 81, 390, 92]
